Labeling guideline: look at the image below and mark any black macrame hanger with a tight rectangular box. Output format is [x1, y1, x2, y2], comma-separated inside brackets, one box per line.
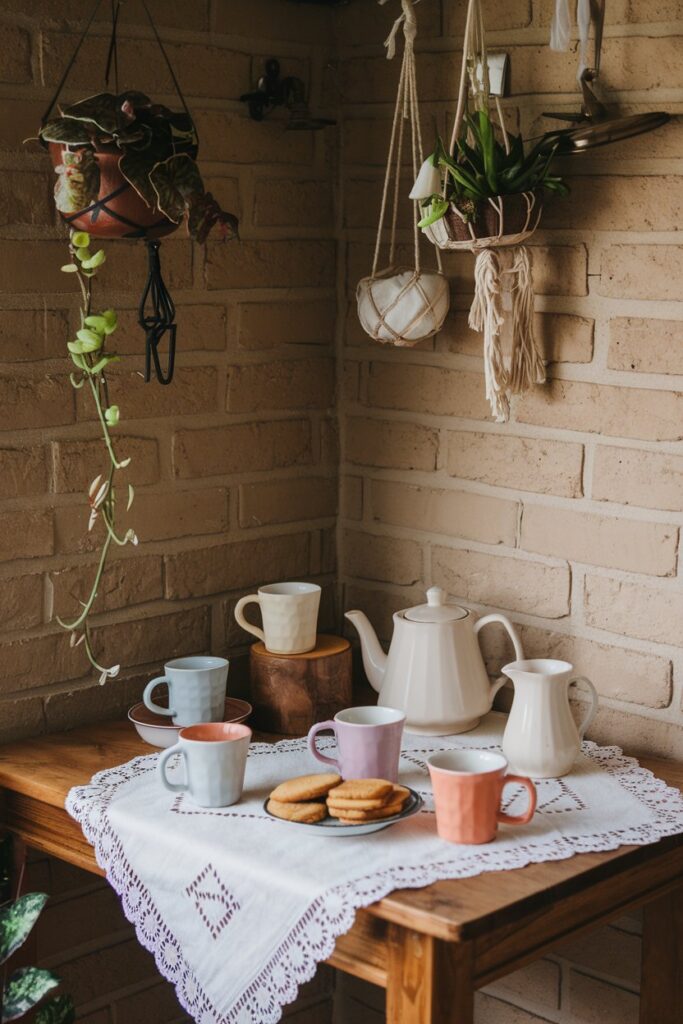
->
[42, 0, 196, 385]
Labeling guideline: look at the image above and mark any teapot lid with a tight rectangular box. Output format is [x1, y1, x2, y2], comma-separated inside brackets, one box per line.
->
[404, 587, 468, 623]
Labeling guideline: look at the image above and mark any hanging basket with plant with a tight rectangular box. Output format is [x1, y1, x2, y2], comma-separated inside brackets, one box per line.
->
[411, 0, 567, 421]
[32, 0, 238, 384]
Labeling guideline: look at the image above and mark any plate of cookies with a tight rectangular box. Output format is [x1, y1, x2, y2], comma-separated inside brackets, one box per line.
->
[265, 774, 423, 835]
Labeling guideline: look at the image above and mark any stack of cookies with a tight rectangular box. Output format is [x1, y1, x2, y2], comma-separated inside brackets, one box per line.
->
[266, 774, 410, 825]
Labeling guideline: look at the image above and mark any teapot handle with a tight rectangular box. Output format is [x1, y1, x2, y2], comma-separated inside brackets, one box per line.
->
[474, 613, 524, 698]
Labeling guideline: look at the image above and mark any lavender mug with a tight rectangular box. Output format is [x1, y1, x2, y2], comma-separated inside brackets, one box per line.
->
[307, 706, 405, 782]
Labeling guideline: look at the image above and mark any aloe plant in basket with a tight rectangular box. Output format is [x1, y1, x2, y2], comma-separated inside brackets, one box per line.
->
[0, 837, 74, 1024]
[417, 110, 568, 242]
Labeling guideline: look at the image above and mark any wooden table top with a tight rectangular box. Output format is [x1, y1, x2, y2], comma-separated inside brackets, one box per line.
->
[0, 718, 681, 942]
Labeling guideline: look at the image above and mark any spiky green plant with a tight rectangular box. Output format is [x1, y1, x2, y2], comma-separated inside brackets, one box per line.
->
[418, 111, 568, 228]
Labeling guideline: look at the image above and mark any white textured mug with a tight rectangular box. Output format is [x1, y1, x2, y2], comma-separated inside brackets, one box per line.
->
[143, 656, 229, 726]
[234, 582, 321, 655]
[158, 722, 251, 807]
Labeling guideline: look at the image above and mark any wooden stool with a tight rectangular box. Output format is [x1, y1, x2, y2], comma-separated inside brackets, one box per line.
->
[249, 634, 352, 736]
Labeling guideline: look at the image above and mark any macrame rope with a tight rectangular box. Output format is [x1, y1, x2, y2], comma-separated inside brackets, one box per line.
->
[372, 0, 442, 277]
[470, 250, 509, 422]
[508, 246, 546, 394]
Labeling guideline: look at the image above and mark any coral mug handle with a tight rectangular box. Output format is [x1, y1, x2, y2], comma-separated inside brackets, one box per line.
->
[497, 775, 537, 827]
[307, 721, 340, 770]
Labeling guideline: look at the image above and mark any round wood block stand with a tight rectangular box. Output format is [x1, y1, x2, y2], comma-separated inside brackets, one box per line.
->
[249, 634, 352, 736]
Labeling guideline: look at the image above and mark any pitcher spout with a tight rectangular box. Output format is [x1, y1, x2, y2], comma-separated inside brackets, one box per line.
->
[344, 610, 387, 693]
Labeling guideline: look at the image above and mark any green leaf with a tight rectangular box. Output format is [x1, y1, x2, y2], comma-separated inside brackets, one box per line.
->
[104, 405, 119, 426]
[84, 315, 108, 335]
[126, 483, 135, 511]
[75, 247, 91, 263]
[417, 198, 450, 228]
[67, 341, 88, 355]
[69, 352, 87, 370]
[101, 309, 118, 333]
[35, 996, 75, 1024]
[76, 329, 103, 351]
[61, 92, 124, 134]
[89, 354, 120, 375]
[2, 967, 59, 1022]
[60, 264, 78, 274]
[149, 153, 204, 224]
[70, 231, 90, 248]
[0, 893, 48, 965]
[81, 250, 105, 270]
[39, 118, 93, 146]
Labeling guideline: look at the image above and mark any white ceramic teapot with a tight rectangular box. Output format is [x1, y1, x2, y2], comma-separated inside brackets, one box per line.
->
[345, 587, 524, 735]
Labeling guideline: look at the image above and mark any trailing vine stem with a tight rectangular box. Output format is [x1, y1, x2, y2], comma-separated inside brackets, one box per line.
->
[56, 231, 137, 684]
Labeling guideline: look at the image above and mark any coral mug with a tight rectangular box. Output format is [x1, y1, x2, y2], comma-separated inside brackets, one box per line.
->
[427, 750, 537, 844]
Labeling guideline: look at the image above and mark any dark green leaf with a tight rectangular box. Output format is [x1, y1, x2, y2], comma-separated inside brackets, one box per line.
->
[39, 119, 93, 146]
[2, 967, 59, 1022]
[118, 149, 158, 209]
[0, 893, 48, 965]
[417, 198, 450, 228]
[61, 92, 124, 134]
[35, 995, 75, 1024]
[149, 153, 204, 223]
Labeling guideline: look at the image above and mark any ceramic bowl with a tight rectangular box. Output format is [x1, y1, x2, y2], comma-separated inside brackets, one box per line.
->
[128, 698, 252, 748]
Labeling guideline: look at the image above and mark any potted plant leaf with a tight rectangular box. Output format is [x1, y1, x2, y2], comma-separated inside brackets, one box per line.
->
[416, 112, 568, 248]
[0, 836, 74, 1024]
[39, 90, 238, 244]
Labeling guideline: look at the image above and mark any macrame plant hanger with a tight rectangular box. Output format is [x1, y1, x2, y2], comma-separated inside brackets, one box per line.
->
[423, 0, 545, 421]
[356, 0, 450, 347]
[40, 0, 192, 384]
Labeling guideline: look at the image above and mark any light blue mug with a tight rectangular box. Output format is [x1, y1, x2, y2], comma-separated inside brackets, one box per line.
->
[143, 655, 229, 726]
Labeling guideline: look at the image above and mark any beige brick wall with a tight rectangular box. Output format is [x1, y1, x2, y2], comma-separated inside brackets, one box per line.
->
[335, 1, 682, 1021]
[2, 1, 682, 1022]
[1, 1, 336, 1019]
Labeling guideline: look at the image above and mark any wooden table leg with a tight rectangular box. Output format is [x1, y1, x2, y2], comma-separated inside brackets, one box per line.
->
[386, 924, 474, 1024]
[640, 886, 683, 1024]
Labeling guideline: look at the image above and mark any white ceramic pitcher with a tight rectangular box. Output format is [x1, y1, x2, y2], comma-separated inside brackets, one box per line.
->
[501, 659, 599, 778]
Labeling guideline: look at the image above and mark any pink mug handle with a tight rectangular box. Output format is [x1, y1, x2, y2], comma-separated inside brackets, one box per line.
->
[497, 774, 537, 827]
[307, 720, 340, 770]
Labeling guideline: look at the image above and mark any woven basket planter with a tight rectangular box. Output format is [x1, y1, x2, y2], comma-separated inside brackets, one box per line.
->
[357, 266, 450, 347]
[425, 190, 543, 252]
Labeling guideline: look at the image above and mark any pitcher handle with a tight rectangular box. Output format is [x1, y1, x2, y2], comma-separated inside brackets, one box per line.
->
[474, 613, 524, 698]
[570, 675, 599, 740]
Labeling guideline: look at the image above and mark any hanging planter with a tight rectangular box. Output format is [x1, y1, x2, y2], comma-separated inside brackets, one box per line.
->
[356, 0, 450, 348]
[34, 0, 238, 384]
[413, 0, 567, 420]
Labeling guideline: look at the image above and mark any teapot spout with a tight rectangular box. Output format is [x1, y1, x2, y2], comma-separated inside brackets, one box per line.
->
[344, 610, 387, 693]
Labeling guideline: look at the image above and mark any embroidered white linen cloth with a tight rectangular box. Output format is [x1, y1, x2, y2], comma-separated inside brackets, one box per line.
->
[66, 713, 683, 1024]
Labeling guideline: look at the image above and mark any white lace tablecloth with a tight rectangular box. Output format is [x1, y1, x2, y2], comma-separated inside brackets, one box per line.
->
[66, 713, 683, 1024]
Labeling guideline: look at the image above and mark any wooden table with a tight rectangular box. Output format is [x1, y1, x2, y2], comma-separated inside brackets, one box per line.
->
[0, 721, 681, 1024]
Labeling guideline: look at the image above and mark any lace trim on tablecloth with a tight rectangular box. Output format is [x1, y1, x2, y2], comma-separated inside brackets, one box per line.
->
[65, 740, 683, 1024]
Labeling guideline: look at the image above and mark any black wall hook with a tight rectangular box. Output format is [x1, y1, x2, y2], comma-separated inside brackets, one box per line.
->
[240, 59, 335, 129]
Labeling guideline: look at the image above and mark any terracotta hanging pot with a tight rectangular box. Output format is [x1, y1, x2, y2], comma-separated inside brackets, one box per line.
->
[48, 141, 181, 240]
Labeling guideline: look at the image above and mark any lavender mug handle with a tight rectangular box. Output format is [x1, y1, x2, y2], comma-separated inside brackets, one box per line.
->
[307, 720, 340, 770]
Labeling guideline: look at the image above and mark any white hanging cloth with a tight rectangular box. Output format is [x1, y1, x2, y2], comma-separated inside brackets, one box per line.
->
[550, 0, 594, 81]
[356, 0, 450, 347]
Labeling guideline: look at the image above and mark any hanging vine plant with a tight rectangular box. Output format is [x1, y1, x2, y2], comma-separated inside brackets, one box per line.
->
[57, 229, 136, 684]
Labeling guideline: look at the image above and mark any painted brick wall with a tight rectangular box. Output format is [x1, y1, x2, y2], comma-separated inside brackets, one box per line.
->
[335, 1, 682, 1021]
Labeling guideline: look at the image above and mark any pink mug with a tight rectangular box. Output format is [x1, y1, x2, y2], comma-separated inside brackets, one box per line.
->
[427, 749, 537, 844]
[307, 706, 405, 781]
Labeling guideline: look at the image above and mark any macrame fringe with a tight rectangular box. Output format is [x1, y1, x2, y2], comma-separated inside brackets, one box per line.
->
[469, 249, 509, 423]
[468, 245, 546, 422]
[508, 245, 546, 394]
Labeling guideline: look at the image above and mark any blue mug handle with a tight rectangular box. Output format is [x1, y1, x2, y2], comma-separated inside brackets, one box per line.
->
[143, 676, 175, 718]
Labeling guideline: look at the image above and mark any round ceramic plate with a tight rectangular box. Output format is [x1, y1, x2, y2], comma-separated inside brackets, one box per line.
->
[128, 698, 253, 748]
[263, 787, 424, 836]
